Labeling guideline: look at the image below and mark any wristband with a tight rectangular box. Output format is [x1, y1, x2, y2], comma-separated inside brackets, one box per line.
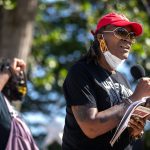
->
[0, 59, 12, 77]
[132, 130, 144, 140]
[124, 98, 133, 105]
[126, 98, 133, 104]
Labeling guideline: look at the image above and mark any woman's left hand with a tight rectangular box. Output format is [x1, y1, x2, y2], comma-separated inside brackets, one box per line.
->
[128, 116, 145, 138]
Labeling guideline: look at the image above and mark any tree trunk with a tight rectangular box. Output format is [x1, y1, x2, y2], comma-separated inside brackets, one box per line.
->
[0, 0, 38, 62]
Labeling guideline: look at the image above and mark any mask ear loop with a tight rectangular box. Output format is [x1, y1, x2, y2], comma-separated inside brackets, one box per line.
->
[97, 34, 108, 53]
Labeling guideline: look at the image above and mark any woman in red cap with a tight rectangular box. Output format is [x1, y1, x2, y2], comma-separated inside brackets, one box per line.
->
[62, 12, 149, 150]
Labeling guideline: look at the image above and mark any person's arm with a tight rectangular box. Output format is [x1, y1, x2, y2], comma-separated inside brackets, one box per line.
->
[72, 77, 150, 138]
[72, 98, 130, 138]
[0, 71, 10, 91]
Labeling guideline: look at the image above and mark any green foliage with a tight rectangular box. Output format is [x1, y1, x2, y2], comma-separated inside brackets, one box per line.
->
[0, 0, 16, 9]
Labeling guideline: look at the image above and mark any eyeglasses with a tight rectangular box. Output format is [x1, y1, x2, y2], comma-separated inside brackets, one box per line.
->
[103, 27, 136, 43]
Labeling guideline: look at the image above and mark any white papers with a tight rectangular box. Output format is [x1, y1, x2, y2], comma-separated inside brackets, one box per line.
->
[110, 98, 147, 147]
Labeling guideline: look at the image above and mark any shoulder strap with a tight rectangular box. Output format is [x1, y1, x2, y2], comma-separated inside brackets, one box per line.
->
[3, 96, 18, 118]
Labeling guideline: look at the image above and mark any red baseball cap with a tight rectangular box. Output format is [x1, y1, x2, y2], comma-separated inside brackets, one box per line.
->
[94, 12, 143, 36]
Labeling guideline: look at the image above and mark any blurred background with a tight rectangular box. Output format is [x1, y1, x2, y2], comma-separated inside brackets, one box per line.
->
[0, 0, 150, 149]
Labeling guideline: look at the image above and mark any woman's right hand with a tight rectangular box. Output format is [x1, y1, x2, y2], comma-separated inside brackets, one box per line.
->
[131, 77, 150, 101]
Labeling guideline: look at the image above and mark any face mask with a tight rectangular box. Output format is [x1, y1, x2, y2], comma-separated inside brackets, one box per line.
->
[100, 34, 125, 70]
[103, 51, 125, 70]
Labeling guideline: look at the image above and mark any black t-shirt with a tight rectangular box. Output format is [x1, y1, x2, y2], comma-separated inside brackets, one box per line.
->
[0, 93, 11, 150]
[62, 59, 133, 150]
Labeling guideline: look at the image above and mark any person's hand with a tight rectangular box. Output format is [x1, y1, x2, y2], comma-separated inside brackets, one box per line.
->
[128, 116, 145, 138]
[10, 58, 26, 75]
[130, 77, 150, 101]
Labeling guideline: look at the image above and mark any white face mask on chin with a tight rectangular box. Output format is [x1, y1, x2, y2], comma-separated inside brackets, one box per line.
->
[103, 50, 125, 70]
[100, 34, 125, 70]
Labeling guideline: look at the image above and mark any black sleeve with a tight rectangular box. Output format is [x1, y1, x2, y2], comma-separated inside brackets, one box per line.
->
[63, 63, 97, 107]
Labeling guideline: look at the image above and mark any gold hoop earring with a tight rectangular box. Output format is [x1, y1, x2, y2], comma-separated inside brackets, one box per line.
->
[100, 39, 107, 53]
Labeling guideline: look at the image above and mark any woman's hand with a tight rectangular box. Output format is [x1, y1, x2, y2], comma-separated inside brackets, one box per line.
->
[128, 116, 145, 138]
[131, 77, 150, 101]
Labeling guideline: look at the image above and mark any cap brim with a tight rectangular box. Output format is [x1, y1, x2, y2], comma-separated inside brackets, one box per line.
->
[112, 21, 143, 36]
